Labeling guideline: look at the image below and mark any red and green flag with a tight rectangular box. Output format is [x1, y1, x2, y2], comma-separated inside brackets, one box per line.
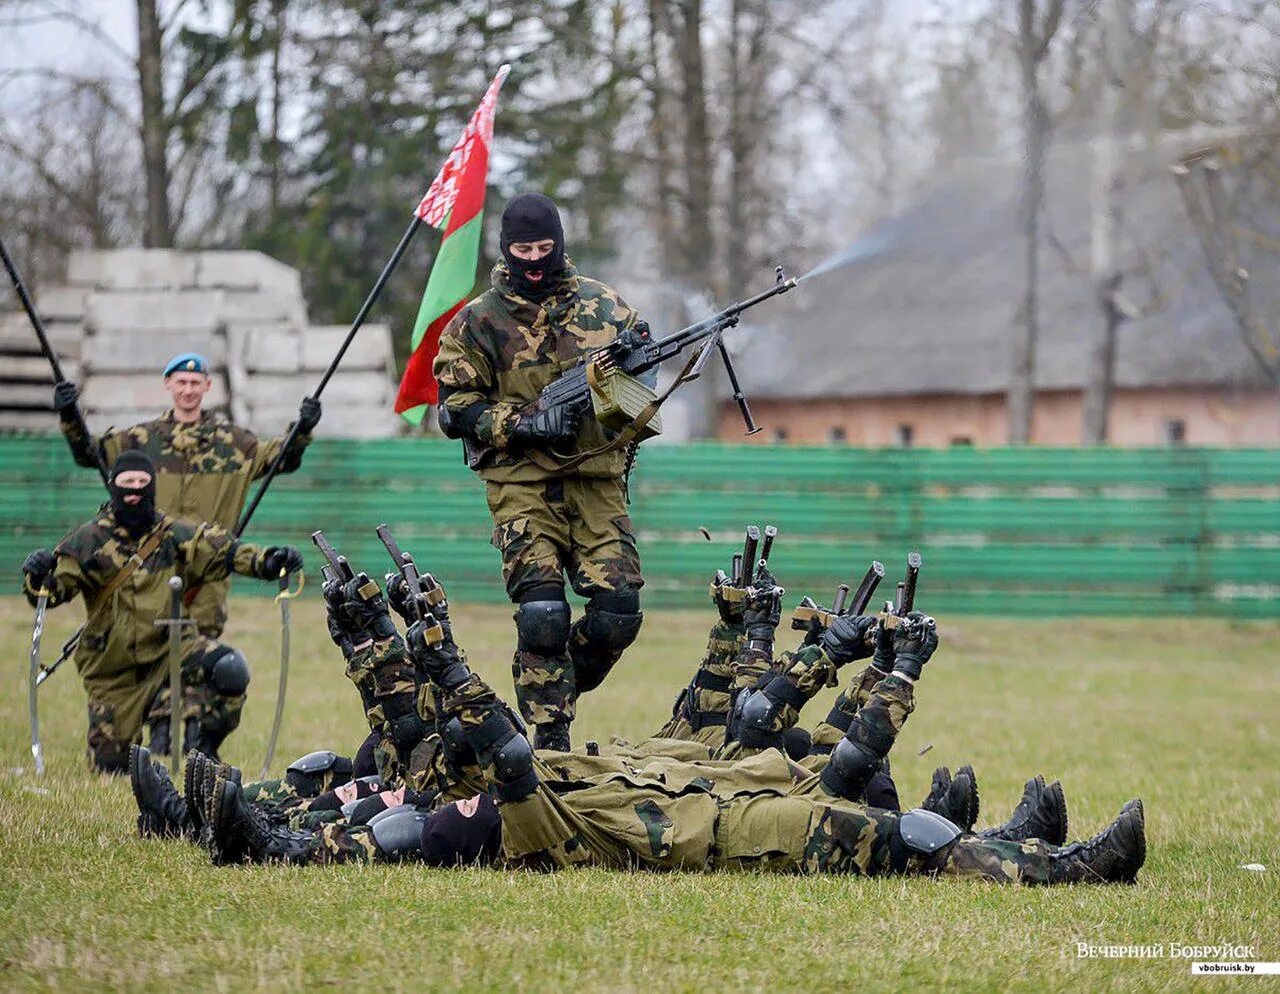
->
[395, 65, 510, 423]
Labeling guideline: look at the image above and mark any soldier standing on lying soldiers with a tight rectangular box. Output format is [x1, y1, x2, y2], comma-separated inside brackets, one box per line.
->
[433, 193, 646, 752]
[52, 351, 321, 638]
[20, 450, 304, 771]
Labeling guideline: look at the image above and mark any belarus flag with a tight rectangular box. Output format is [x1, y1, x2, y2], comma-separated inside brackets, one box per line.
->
[395, 65, 510, 423]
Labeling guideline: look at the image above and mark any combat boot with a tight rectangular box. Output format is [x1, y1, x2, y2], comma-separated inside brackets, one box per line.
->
[185, 717, 229, 763]
[979, 775, 1068, 846]
[534, 720, 571, 753]
[184, 750, 209, 836]
[920, 765, 979, 831]
[129, 745, 192, 839]
[147, 719, 171, 758]
[1047, 799, 1145, 884]
[211, 774, 315, 865]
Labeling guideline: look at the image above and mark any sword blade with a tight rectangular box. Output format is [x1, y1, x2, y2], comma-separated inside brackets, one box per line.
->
[259, 577, 290, 780]
[28, 591, 48, 776]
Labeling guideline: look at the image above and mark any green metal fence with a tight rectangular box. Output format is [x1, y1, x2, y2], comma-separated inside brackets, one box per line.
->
[3, 436, 1277, 615]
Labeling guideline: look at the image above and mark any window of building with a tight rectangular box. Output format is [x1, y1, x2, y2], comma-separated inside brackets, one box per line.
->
[772, 427, 789, 443]
[1164, 418, 1187, 446]
[829, 426, 847, 444]
[896, 424, 914, 448]
[950, 436, 973, 447]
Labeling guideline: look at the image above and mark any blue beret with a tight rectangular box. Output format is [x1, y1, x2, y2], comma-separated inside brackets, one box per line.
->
[163, 352, 210, 377]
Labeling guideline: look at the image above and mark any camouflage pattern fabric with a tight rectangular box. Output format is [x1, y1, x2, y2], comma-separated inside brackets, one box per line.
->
[433, 258, 640, 484]
[345, 638, 421, 784]
[652, 619, 743, 750]
[24, 508, 268, 763]
[60, 409, 312, 637]
[142, 639, 246, 754]
[810, 663, 892, 753]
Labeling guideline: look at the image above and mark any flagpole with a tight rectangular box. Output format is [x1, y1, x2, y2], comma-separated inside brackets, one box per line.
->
[234, 215, 424, 537]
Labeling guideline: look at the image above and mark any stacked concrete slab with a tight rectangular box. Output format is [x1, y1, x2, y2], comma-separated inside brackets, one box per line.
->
[0, 249, 401, 438]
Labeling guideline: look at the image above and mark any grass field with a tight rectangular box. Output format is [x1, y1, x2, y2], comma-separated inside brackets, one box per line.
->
[1, 593, 1277, 993]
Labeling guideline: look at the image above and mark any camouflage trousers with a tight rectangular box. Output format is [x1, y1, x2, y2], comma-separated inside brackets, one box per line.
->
[142, 639, 246, 748]
[84, 639, 244, 772]
[716, 795, 1056, 883]
[241, 778, 343, 830]
[486, 476, 642, 727]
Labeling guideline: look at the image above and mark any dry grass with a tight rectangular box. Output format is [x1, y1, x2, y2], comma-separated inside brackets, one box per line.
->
[1, 595, 1277, 993]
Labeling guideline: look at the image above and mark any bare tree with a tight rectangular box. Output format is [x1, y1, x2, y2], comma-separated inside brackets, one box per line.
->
[1008, 0, 1064, 444]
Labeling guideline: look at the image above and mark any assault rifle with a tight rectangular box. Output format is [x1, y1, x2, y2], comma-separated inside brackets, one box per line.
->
[460, 267, 799, 470]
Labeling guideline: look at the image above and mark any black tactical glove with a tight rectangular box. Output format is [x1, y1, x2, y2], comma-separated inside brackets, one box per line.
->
[22, 548, 57, 588]
[872, 617, 896, 672]
[52, 381, 79, 413]
[339, 573, 399, 642]
[296, 395, 322, 433]
[261, 545, 304, 578]
[891, 611, 939, 680]
[511, 402, 583, 446]
[327, 613, 355, 659]
[710, 572, 746, 625]
[742, 565, 783, 644]
[405, 616, 470, 692]
[818, 614, 878, 666]
[384, 572, 412, 622]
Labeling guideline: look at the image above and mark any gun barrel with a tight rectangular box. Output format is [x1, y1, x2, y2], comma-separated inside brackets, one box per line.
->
[900, 552, 922, 613]
[731, 554, 744, 586]
[311, 530, 352, 580]
[743, 526, 760, 579]
[849, 560, 887, 615]
[760, 525, 778, 563]
[375, 523, 407, 565]
[831, 583, 850, 616]
[893, 581, 906, 615]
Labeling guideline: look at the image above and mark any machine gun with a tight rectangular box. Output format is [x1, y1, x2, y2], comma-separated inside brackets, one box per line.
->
[458, 267, 799, 470]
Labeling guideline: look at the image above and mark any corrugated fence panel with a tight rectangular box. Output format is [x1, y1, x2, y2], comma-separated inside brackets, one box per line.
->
[2, 437, 1276, 616]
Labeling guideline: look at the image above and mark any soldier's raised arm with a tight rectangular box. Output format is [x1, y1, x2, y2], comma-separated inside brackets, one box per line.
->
[52, 381, 128, 471]
[251, 396, 322, 478]
[178, 520, 302, 585]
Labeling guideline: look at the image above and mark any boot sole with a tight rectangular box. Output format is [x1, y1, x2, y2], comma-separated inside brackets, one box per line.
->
[1044, 780, 1068, 846]
[956, 764, 979, 828]
[1117, 799, 1146, 882]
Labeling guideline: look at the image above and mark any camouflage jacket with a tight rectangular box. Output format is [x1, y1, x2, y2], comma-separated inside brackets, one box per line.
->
[23, 508, 270, 741]
[433, 259, 639, 483]
[344, 637, 423, 785]
[61, 409, 312, 531]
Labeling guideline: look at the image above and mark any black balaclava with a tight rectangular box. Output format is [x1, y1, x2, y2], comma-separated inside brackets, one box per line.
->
[500, 193, 566, 302]
[108, 450, 159, 538]
[419, 794, 502, 867]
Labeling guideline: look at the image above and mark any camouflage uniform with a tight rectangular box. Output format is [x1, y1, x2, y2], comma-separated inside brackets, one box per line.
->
[653, 619, 745, 750]
[300, 667, 1059, 883]
[60, 410, 312, 637]
[434, 259, 644, 736]
[23, 507, 272, 770]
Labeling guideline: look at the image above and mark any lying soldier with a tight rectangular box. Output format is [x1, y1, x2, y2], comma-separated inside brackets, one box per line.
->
[183, 571, 1145, 884]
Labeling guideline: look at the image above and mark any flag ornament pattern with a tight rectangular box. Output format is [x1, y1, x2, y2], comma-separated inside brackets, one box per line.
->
[396, 64, 510, 421]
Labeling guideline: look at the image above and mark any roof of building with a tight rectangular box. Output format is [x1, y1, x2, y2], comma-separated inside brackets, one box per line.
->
[740, 136, 1276, 399]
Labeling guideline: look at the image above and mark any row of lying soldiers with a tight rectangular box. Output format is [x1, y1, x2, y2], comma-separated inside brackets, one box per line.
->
[127, 532, 1147, 884]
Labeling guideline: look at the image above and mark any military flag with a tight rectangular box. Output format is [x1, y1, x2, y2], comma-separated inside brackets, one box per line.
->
[395, 64, 510, 423]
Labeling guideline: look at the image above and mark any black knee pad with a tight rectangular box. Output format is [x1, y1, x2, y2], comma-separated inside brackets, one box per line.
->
[286, 750, 354, 796]
[516, 596, 571, 655]
[570, 593, 643, 694]
[820, 737, 881, 801]
[204, 646, 250, 696]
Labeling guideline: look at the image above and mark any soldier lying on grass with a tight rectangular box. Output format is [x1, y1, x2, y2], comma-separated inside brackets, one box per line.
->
[128, 565, 1145, 884]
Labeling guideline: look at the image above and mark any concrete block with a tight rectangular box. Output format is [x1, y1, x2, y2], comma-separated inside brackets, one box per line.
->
[84, 289, 225, 334]
[230, 324, 302, 374]
[84, 330, 228, 374]
[0, 409, 60, 431]
[301, 324, 394, 371]
[240, 370, 391, 407]
[0, 382, 54, 406]
[83, 372, 228, 410]
[220, 288, 307, 326]
[37, 286, 89, 321]
[195, 251, 304, 296]
[67, 249, 198, 290]
[0, 320, 81, 359]
[0, 355, 81, 381]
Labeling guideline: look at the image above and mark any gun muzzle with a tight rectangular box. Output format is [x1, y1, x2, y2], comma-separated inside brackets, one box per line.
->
[831, 583, 850, 616]
[849, 560, 886, 616]
[743, 526, 760, 579]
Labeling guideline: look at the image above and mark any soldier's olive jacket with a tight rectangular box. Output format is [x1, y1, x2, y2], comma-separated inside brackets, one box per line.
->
[443, 665, 917, 873]
[433, 260, 639, 483]
[61, 409, 311, 531]
[24, 507, 271, 741]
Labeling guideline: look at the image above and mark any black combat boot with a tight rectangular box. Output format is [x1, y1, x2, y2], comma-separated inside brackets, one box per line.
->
[129, 745, 192, 839]
[210, 775, 315, 865]
[534, 720, 571, 753]
[184, 750, 209, 836]
[185, 717, 232, 763]
[979, 776, 1068, 846]
[147, 719, 171, 758]
[920, 766, 980, 832]
[1047, 800, 1145, 884]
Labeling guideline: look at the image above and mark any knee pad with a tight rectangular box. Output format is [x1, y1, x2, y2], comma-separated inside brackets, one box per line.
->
[739, 690, 777, 733]
[441, 716, 478, 769]
[516, 599, 571, 655]
[569, 594, 643, 694]
[388, 712, 428, 754]
[896, 808, 962, 855]
[493, 733, 537, 802]
[204, 646, 250, 696]
[370, 807, 430, 861]
[286, 750, 354, 796]
[819, 737, 881, 801]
